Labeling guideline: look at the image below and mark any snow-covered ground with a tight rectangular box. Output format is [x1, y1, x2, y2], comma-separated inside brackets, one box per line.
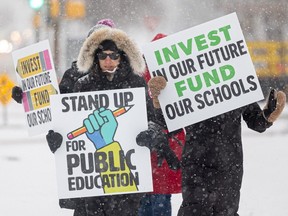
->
[0, 101, 287, 216]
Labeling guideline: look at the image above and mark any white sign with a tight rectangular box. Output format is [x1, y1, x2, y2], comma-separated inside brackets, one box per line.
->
[50, 88, 153, 199]
[12, 40, 59, 136]
[142, 13, 263, 132]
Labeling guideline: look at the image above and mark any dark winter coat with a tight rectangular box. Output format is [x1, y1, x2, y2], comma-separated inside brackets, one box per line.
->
[178, 103, 272, 216]
[59, 61, 88, 94]
[73, 26, 150, 216]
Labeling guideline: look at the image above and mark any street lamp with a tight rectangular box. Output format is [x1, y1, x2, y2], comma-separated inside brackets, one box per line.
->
[28, 0, 44, 10]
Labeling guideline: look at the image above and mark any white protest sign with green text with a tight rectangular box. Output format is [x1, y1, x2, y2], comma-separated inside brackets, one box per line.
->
[50, 88, 152, 199]
[142, 13, 263, 132]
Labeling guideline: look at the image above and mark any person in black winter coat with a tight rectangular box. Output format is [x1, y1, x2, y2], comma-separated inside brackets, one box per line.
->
[65, 25, 168, 215]
[48, 19, 116, 216]
[146, 76, 286, 216]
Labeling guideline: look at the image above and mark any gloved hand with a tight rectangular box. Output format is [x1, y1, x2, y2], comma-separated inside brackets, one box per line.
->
[11, 86, 23, 104]
[148, 76, 167, 108]
[46, 130, 63, 153]
[263, 88, 286, 123]
[136, 121, 181, 170]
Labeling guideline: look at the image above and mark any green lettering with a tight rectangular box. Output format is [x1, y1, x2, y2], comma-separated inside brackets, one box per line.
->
[163, 45, 180, 63]
[220, 64, 235, 81]
[187, 75, 202, 92]
[195, 34, 208, 51]
[154, 50, 163, 66]
[177, 38, 192, 55]
[208, 30, 221, 46]
[203, 69, 220, 87]
[175, 80, 187, 97]
[219, 25, 232, 41]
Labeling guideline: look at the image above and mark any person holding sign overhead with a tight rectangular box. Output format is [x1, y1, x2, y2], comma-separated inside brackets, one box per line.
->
[147, 74, 286, 215]
[140, 14, 287, 215]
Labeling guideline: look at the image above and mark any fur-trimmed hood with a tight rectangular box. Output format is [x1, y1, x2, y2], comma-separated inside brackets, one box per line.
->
[77, 27, 145, 75]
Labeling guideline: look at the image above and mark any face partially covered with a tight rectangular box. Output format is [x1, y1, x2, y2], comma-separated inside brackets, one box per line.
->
[97, 50, 121, 73]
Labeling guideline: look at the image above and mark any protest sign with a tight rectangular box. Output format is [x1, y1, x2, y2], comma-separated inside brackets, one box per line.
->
[12, 40, 59, 136]
[142, 12, 264, 132]
[50, 87, 152, 199]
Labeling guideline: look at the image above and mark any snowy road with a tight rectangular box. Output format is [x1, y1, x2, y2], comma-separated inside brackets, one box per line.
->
[0, 101, 288, 216]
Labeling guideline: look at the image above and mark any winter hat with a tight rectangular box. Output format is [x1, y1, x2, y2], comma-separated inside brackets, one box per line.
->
[87, 18, 115, 38]
[77, 27, 145, 75]
[151, 33, 167, 42]
[97, 40, 119, 52]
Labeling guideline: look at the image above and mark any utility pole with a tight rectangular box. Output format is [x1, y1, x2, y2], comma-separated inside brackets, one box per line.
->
[29, 0, 45, 42]
[45, 0, 61, 71]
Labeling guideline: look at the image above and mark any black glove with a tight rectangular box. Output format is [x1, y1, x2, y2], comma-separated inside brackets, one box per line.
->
[11, 86, 23, 104]
[263, 88, 286, 123]
[136, 122, 181, 170]
[46, 130, 63, 153]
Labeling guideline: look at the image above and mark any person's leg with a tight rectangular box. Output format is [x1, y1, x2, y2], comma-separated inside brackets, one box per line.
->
[138, 194, 152, 216]
[177, 165, 215, 216]
[85, 196, 105, 216]
[211, 165, 243, 216]
[203, 135, 243, 216]
[103, 193, 144, 216]
[178, 139, 215, 216]
[73, 205, 87, 216]
[151, 194, 172, 216]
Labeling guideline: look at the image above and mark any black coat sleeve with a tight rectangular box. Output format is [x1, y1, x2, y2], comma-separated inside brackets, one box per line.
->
[242, 102, 272, 133]
[59, 61, 87, 94]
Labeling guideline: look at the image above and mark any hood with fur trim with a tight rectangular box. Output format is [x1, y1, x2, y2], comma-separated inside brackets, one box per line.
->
[77, 28, 145, 75]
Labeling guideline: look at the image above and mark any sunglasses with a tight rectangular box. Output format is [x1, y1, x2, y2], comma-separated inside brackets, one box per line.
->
[97, 52, 120, 60]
